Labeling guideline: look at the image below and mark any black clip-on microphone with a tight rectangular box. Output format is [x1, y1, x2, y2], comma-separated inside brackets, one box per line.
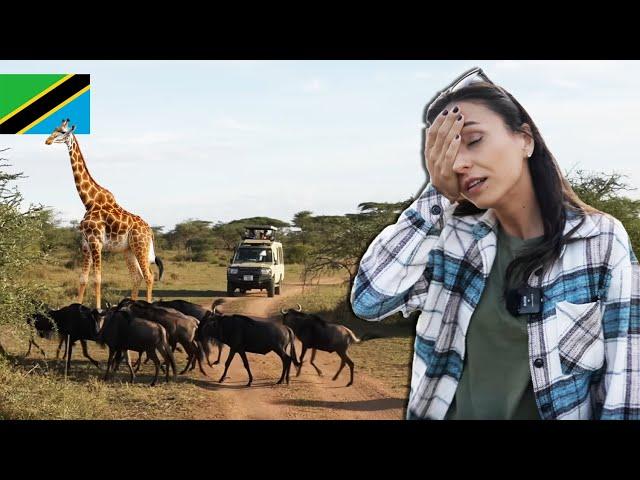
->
[505, 286, 543, 317]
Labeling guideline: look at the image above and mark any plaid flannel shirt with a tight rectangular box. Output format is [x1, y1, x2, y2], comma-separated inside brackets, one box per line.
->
[351, 182, 640, 420]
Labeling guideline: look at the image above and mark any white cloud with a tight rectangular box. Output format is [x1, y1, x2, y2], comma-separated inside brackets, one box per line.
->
[116, 131, 190, 146]
[208, 116, 265, 133]
[549, 78, 580, 89]
[488, 60, 639, 93]
[302, 79, 324, 93]
[492, 60, 624, 74]
[209, 60, 267, 69]
[92, 160, 137, 169]
[492, 60, 524, 71]
[526, 60, 619, 73]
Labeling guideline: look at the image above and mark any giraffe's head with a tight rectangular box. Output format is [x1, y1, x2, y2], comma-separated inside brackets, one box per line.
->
[45, 118, 76, 145]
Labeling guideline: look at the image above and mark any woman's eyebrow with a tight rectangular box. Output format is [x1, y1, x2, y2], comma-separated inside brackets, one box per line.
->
[463, 121, 480, 128]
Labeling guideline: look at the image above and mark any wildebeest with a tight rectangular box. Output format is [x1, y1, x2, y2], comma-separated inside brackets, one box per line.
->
[280, 304, 379, 387]
[26, 303, 103, 373]
[198, 299, 299, 386]
[115, 298, 206, 376]
[26, 311, 55, 358]
[153, 299, 224, 366]
[96, 307, 177, 386]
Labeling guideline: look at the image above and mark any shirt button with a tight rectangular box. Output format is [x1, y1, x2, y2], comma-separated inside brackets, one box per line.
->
[534, 358, 544, 368]
[430, 205, 442, 216]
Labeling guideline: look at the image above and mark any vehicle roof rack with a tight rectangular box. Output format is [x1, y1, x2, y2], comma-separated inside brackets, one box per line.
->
[243, 225, 278, 241]
[245, 225, 278, 231]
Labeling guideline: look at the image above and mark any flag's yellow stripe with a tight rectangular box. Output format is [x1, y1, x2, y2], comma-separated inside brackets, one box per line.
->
[18, 85, 90, 135]
[0, 74, 74, 125]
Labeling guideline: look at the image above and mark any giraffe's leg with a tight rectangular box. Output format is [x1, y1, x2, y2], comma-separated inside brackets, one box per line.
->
[78, 241, 92, 305]
[133, 242, 154, 303]
[89, 241, 103, 310]
[124, 250, 143, 301]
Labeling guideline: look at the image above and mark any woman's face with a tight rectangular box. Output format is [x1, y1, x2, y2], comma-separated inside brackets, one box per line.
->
[444, 100, 533, 209]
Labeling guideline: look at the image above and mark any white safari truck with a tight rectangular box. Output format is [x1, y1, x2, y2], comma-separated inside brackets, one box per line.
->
[226, 226, 284, 297]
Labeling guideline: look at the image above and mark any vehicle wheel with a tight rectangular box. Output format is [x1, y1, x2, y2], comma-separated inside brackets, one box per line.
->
[227, 283, 236, 297]
[240, 289, 247, 294]
[267, 279, 275, 298]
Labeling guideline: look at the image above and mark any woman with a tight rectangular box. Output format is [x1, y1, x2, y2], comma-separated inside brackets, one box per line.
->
[350, 67, 640, 420]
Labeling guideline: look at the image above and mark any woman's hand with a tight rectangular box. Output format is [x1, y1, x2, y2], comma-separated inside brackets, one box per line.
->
[425, 106, 464, 203]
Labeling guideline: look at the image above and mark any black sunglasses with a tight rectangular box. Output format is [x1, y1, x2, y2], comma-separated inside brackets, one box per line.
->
[425, 67, 494, 119]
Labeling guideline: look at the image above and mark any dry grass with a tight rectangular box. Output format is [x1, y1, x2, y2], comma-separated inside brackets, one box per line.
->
[0, 329, 211, 420]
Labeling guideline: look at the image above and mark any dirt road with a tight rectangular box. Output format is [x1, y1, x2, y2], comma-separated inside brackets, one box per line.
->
[187, 283, 407, 419]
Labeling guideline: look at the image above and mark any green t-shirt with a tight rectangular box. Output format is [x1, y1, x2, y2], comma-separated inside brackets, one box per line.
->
[446, 222, 545, 420]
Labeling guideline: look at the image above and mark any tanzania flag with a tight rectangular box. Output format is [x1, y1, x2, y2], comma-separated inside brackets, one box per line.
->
[0, 74, 90, 134]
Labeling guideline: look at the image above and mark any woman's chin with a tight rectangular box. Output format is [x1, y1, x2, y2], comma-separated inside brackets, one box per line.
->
[462, 196, 491, 210]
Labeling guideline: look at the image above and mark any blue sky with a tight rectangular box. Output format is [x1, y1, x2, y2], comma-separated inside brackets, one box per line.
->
[1, 60, 639, 232]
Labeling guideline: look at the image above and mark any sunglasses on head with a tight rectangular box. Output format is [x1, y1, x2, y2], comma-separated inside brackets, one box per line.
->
[425, 67, 494, 120]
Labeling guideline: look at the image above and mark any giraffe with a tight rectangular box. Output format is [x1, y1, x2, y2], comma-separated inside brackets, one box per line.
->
[45, 118, 164, 309]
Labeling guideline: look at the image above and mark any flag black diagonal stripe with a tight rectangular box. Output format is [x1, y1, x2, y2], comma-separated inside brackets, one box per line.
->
[0, 74, 90, 134]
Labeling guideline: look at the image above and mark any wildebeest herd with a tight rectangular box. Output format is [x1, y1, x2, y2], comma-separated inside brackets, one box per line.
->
[26, 299, 376, 387]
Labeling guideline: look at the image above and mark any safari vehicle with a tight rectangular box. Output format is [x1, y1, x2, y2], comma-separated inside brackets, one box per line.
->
[226, 226, 284, 298]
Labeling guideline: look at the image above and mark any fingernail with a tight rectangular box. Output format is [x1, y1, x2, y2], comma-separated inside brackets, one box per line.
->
[452, 106, 459, 113]
[457, 115, 463, 121]
[442, 110, 448, 116]
[455, 134, 460, 139]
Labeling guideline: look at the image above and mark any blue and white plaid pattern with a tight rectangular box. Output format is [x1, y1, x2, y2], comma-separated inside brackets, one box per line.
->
[351, 183, 640, 420]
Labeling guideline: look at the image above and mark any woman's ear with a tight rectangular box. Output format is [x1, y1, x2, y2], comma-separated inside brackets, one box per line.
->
[520, 123, 534, 157]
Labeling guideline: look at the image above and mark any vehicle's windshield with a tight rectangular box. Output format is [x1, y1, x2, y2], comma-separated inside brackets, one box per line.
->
[234, 247, 273, 263]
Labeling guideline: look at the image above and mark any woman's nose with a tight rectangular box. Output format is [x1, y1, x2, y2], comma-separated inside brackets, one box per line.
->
[452, 154, 472, 173]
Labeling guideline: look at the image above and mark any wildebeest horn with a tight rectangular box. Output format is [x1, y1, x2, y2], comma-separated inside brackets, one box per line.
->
[211, 298, 225, 311]
[281, 308, 288, 315]
[213, 305, 218, 316]
[296, 303, 302, 312]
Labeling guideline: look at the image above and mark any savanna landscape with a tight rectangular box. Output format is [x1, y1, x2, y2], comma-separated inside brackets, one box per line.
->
[1, 141, 638, 420]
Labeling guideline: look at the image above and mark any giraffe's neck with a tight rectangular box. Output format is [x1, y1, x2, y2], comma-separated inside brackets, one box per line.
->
[66, 134, 116, 209]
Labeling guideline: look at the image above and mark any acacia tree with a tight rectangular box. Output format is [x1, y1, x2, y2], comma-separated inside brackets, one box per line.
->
[0, 152, 49, 355]
[151, 226, 168, 250]
[302, 199, 413, 290]
[164, 219, 214, 250]
[211, 217, 289, 252]
[211, 221, 247, 251]
[566, 168, 640, 255]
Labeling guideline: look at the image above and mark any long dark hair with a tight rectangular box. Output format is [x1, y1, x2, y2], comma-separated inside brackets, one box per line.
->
[425, 82, 605, 298]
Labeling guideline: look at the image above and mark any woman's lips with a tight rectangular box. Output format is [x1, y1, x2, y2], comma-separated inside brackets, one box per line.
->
[467, 177, 487, 194]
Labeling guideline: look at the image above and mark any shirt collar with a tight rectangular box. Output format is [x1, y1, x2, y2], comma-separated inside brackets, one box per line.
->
[471, 206, 601, 248]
